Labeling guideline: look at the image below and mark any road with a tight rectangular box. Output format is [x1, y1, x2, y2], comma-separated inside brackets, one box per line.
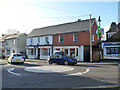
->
[0, 59, 119, 89]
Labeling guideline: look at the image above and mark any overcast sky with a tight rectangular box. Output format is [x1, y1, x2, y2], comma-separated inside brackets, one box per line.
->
[0, 0, 119, 36]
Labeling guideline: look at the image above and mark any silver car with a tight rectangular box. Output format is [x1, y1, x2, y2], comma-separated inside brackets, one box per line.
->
[8, 53, 25, 64]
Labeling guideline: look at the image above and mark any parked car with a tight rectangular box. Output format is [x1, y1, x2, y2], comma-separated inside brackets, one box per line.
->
[8, 53, 25, 64]
[48, 54, 77, 65]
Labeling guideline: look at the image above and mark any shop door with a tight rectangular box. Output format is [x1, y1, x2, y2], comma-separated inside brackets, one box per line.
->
[38, 48, 40, 59]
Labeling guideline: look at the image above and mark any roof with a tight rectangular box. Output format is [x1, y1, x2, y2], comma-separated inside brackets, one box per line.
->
[27, 18, 96, 37]
[107, 30, 120, 42]
[106, 23, 120, 33]
[0, 33, 26, 42]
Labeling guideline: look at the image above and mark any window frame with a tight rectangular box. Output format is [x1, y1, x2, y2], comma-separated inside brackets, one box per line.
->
[59, 35, 63, 43]
[73, 34, 78, 43]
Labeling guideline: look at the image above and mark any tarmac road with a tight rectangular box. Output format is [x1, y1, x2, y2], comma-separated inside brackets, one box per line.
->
[0, 59, 119, 89]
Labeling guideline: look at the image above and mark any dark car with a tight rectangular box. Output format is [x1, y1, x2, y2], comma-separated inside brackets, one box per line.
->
[48, 54, 77, 65]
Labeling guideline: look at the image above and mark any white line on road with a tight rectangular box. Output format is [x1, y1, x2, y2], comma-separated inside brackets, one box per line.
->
[63, 68, 90, 76]
[7, 68, 21, 76]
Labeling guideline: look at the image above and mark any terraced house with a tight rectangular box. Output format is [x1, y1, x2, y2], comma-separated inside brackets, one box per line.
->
[26, 18, 100, 62]
[0, 33, 27, 57]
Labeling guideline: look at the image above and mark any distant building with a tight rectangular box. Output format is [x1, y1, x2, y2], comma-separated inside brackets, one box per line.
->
[102, 23, 120, 60]
[0, 33, 27, 58]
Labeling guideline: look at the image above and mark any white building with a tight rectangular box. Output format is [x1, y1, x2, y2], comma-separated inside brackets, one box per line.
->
[26, 33, 53, 59]
[0, 33, 27, 57]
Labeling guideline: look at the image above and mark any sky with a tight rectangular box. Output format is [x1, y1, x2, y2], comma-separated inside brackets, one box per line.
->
[0, 0, 119, 37]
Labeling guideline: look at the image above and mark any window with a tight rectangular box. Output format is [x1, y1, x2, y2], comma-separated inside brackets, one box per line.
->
[12, 39, 16, 45]
[106, 48, 110, 54]
[45, 37, 49, 44]
[6, 50, 10, 55]
[42, 48, 49, 55]
[106, 47, 120, 54]
[92, 34, 94, 42]
[111, 48, 114, 54]
[115, 48, 119, 54]
[73, 34, 78, 42]
[38, 37, 40, 43]
[6, 40, 8, 46]
[59, 36, 63, 43]
[13, 50, 15, 53]
[30, 38, 32, 44]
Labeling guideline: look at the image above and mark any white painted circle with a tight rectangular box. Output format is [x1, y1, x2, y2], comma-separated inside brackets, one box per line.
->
[24, 66, 74, 73]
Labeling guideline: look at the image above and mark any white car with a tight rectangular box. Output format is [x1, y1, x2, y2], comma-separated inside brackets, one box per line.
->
[8, 53, 25, 64]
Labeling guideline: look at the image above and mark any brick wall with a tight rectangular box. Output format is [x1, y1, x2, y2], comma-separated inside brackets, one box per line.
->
[53, 21, 98, 46]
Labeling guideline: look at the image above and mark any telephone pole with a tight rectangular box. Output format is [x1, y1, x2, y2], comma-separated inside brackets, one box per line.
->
[89, 14, 92, 62]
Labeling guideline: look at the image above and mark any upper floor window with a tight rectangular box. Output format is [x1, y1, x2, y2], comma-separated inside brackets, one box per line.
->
[6, 40, 8, 46]
[12, 39, 16, 45]
[45, 37, 49, 44]
[30, 38, 32, 44]
[38, 37, 40, 43]
[92, 34, 94, 42]
[73, 34, 78, 42]
[59, 35, 63, 43]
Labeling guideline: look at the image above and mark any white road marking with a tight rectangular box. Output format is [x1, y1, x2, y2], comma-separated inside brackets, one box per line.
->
[63, 68, 90, 76]
[7, 68, 21, 76]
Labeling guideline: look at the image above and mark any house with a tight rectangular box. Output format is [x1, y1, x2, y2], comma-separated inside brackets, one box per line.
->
[26, 30, 53, 59]
[52, 18, 100, 62]
[0, 33, 27, 57]
[26, 18, 100, 62]
[102, 23, 120, 60]
[0, 34, 8, 58]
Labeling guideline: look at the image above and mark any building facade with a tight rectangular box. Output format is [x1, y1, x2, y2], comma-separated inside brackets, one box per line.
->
[0, 33, 27, 57]
[26, 35, 53, 59]
[26, 18, 100, 62]
[102, 23, 120, 60]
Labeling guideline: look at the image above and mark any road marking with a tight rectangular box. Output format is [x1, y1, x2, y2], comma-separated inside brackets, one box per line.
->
[7, 68, 21, 76]
[63, 68, 90, 76]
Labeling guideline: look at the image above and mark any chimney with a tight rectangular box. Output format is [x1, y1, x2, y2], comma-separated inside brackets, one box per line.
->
[78, 19, 81, 22]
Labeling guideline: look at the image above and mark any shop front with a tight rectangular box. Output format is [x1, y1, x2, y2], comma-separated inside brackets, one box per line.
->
[53, 46, 84, 61]
[103, 42, 120, 60]
[26, 46, 52, 60]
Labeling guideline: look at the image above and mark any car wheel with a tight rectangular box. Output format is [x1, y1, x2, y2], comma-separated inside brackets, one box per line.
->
[49, 60, 52, 65]
[64, 61, 69, 65]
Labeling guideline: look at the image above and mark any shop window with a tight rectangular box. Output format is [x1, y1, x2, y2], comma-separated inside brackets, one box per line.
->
[6, 50, 10, 55]
[106, 48, 110, 54]
[70, 48, 75, 58]
[115, 48, 119, 54]
[111, 48, 114, 54]
[42, 49, 48, 56]
[73, 34, 78, 42]
[59, 36, 63, 43]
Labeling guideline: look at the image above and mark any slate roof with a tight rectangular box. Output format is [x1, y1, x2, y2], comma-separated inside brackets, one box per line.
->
[0, 33, 26, 42]
[27, 18, 95, 37]
[106, 23, 120, 33]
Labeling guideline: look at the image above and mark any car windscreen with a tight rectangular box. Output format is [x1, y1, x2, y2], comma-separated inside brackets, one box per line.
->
[13, 54, 22, 56]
